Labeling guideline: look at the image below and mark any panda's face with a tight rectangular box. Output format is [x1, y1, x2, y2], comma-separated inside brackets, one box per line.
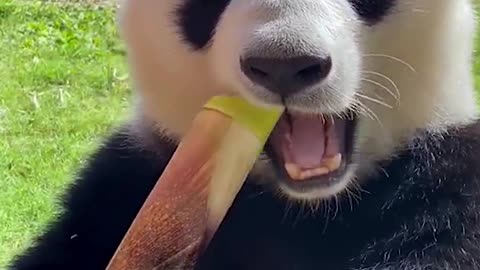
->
[122, 0, 471, 201]
[204, 0, 371, 200]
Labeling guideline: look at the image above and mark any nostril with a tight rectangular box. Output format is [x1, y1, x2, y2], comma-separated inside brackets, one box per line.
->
[240, 58, 272, 85]
[249, 66, 269, 78]
[295, 64, 324, 83]
[295, 57, 332, 84]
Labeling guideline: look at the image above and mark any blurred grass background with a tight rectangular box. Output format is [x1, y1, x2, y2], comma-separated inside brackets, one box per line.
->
[0, 0, 130, 267]
[1, 0, 480, 268]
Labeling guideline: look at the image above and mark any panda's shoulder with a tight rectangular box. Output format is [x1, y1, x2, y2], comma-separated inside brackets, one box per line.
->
[373, 119, 480, 208]
[7, 125, 175, 270]
[343, 120, 480, 269]
[390, 119, 480, 184]
[63, 125, 175, 212]
[369, 118, 480, 238]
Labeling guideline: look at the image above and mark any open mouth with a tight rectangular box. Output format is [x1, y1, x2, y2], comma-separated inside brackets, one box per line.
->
[265, 110, 356, 190]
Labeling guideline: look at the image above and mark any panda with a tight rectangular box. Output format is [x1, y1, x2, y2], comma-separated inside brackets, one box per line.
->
[8, 0, 480, 269]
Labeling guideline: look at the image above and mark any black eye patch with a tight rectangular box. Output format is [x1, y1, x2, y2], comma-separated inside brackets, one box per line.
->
[176, 0, 232, 50]
[349, 0, 396, 24]
[176, 0, 393, 49]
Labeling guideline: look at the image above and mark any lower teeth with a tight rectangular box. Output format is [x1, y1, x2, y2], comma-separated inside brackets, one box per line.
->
[284, 154, 342, 180]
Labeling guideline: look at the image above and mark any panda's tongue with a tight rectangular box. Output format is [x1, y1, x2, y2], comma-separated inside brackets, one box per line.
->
[269, 113, 345, 181]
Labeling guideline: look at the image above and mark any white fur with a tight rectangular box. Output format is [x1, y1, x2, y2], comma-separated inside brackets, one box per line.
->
[354, 0, 478, 178]
[209, 0, 361, 115]
[118, 0, 478, 201]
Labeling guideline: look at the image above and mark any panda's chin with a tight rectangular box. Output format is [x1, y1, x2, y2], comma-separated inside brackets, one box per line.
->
[264, 110, 357, 199]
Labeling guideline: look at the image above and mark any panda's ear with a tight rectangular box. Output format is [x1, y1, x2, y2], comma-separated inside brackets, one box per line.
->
[348, 0, 396, 24]
[176, 0, 232, 49]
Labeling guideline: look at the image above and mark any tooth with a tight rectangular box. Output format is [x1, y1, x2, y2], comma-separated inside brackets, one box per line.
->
[285, 156, 342, 181]
[322, 154, 342, 171]
[285, 163, 302, 180]
[300, 167, 330, 179]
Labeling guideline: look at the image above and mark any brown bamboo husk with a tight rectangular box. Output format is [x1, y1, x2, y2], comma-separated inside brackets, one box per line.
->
[106, 109, 232, 270]
[106, 104, 272, 270]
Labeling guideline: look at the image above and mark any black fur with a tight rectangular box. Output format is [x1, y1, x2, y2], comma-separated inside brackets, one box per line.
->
[176, 0, 396, 49]
[8, 129, 175, 270]
[176, 0, 232, 49]
[8, 121, 480, 270]
[349, 0, 396, 24]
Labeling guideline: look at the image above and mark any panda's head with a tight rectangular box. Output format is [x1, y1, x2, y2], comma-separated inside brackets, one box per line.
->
[119, 0, 477, 201]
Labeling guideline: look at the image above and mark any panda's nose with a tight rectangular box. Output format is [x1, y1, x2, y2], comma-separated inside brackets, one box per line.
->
[240, 56, 332, 97]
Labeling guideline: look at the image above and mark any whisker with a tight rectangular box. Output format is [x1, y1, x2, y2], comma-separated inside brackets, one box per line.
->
[247, 190, 267, 199]
[350, 179, 370, 195]
[348, 187, 362, 202]
[361, 78, 400, 105]
[326, 85, 367, 121]
[352, 100, 384, 127]
[362, 53, 416, 72]
[333, 110, 344, 120]
[324, 85, 384, 127]
[361, 70, 400, 101]
[344, 186, 362, 211]
[332, 195, 340, 220]
[350, 101, 374, 121]
[282, 199, 294, 223]
[355, 93, 393, 109]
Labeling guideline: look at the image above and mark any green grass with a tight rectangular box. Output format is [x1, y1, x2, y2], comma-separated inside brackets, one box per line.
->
[1, 0, 480, 268]
[0, 0, 131, 267]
